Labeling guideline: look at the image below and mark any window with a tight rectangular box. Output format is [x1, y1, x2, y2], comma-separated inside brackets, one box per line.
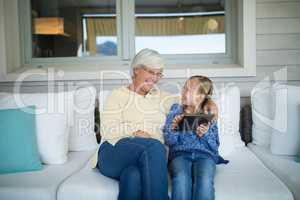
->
[30, 0, 117, 58]
[1, 0, 256, 79]
[22, 0, 234, 61]
[135, 0, 226, 55]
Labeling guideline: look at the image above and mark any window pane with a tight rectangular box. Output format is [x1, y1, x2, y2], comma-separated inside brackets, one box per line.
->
[31, 0, 117, 58]
[135, 0, 225, 54]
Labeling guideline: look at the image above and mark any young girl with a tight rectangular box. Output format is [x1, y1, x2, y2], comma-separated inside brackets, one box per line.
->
[163, 75, 228, 200]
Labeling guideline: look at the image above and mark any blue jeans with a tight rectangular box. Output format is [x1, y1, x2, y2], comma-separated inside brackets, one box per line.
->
[169, 152, 216, 200]
[97, 137, 169, 200]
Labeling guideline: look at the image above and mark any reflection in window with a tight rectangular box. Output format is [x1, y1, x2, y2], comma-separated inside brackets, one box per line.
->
[83, 16, 117, 56]
[31, 0, 117, 58]
[135, 0, 225, 54]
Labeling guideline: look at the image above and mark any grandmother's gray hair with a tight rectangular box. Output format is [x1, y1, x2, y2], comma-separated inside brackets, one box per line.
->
[130, 48, 165, 77]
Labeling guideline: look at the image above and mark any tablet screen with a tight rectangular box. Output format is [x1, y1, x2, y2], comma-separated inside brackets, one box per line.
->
[177, 113, 214, 132]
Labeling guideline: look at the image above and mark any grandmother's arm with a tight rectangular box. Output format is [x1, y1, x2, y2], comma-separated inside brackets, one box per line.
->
[100, 92, 133, 143]
[204, 99, 219, 121]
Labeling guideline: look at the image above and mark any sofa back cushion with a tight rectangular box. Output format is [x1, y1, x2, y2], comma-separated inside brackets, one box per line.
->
[0, 106, 42, 174]
[214, 83, 244, 156]
[0, 92, 71, 164]
[69, 86, 98, 151]
[251, 83, 273, 146]
[270, 84, 300, 155]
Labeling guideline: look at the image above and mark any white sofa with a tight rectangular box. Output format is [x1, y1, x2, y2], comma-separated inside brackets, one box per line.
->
[56, 145, 293, 200]
[0, 83, 295, 200]
[0, 151, 95, 200]
[249, 83, 300, 200]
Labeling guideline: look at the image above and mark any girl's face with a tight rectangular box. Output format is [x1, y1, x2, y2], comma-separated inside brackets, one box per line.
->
[181, 79, 206, 107]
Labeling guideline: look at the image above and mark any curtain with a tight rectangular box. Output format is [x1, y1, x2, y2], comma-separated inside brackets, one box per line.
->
[86, 15, 224, 54]
[136, 15, 224, 36]
[86, 18, 116, 55]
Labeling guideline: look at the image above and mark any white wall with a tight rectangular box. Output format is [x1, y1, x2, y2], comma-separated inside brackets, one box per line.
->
[255, 0, 300, 80]
[222, 0, 300, 97]
[0, 0, 300, 100]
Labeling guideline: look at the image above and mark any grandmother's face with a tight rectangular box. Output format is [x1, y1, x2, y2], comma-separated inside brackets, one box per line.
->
[133, 66, 163, 93]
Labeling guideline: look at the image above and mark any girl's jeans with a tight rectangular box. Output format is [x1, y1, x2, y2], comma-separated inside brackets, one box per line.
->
[169, 152, 216, 200]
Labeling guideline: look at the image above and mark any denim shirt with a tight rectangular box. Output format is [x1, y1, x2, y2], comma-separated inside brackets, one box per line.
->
[163, 104, 228, 164]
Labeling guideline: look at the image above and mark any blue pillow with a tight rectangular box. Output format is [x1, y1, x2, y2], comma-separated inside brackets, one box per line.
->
[0, 106, 42, 174]
[296, 155, 300, 163]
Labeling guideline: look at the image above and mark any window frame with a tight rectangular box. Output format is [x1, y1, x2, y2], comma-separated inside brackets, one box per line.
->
[0, 0, 256, 82]
[132, 0, 236, 65]
[19, 0, 124, 67]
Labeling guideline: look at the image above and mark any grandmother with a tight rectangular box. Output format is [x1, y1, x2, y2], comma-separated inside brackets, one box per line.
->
[96, 49, 176, 200]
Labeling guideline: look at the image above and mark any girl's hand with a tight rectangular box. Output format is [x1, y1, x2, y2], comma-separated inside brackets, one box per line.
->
[133, 130, 151, 138]
[196, 122, 210, 137]
[171, 114, 184, 131]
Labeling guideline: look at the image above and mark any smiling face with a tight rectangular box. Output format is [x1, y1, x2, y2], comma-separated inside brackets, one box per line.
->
[181, 78, 207, 108]
[133, 66, 163, 94]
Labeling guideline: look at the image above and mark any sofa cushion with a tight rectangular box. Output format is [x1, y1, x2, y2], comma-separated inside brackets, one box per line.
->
[0, 150, 95, 200]
[270, 84, 300, 155]
[249, 143, 300, 200]
[69, 86, 98, 151]
[0, 106, 42, 174]
[57, 147, 293, 200]
[251, 82, 273, 146]
[58, 167, 119, 200]
[0, 92, 72, 164]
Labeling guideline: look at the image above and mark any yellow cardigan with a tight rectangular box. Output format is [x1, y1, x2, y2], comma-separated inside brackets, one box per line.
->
[91, 86, 179, 167]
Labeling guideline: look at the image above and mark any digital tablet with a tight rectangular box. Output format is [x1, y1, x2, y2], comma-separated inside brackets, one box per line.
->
[177, 113, 214, 132]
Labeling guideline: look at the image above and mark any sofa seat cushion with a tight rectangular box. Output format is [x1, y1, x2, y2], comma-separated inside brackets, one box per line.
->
[57, 147, 293, 200]
[0, 151, 95, 200]
[249, 143, 300, 200]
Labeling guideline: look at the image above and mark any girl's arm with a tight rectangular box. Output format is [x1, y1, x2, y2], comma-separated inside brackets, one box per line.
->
[201, 99, 220, 152]
[201, 122, 220, 154]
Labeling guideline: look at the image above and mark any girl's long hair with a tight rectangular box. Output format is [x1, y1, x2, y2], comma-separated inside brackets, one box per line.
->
[187, 75, 213, 111]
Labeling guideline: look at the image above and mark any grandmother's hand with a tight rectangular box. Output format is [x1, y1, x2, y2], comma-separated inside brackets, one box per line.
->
[133, 130, 151, 138]
[203, 100, 218, 122]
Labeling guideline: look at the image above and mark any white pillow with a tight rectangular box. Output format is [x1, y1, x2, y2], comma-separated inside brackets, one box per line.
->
[0, 92, 72, 164]
[251, 82, 274, 146]
[36, 113, 68, 164]
[270, 84, 300, 155]
[214, 83, 244, 156]
[69, 86, 98, 151]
